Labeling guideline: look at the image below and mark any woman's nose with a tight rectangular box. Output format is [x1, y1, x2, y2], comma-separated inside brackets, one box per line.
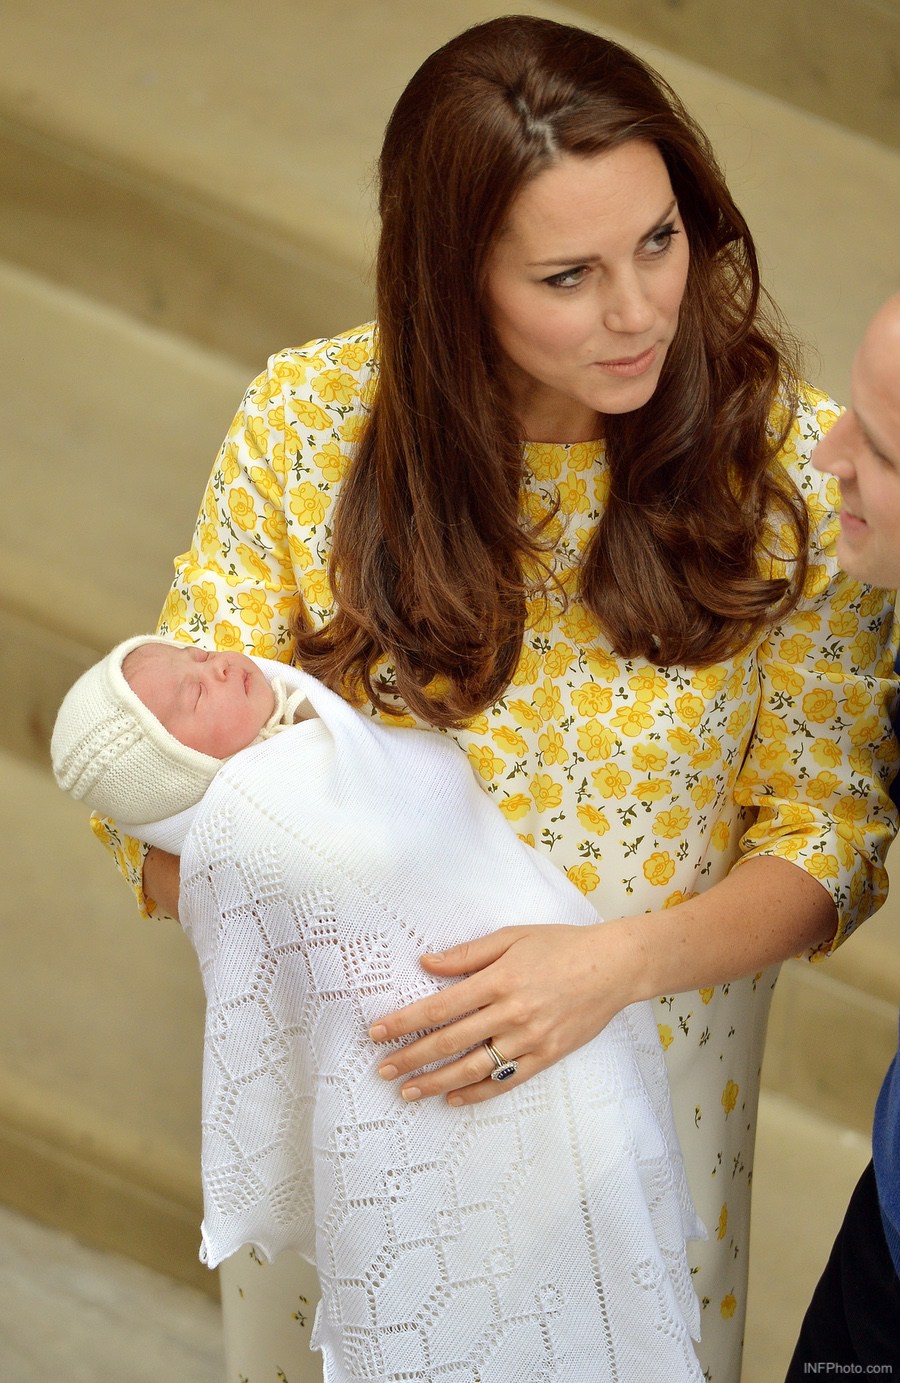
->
[603, 272, 655, 334]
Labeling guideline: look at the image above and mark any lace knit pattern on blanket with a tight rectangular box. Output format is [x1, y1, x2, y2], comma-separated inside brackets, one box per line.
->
[178, 666, 705, 1382]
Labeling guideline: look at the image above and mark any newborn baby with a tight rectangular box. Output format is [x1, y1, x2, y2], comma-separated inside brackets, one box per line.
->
[52, 636, 705, 1383]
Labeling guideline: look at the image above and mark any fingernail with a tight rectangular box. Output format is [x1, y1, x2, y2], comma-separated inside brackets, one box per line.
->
[369, 1024, 387, 1041]
[447, 1095, 463, 1107]
[378, 1063, 398, 1080]
[401, 1086, 421, 1102]
[425, 951, 444, 961]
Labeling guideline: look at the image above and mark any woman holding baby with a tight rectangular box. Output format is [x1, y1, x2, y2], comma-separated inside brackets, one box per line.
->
[94, 15, 897, 1382]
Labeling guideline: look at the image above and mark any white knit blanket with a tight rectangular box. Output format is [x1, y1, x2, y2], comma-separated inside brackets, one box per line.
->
[170, 663, 704, 1382]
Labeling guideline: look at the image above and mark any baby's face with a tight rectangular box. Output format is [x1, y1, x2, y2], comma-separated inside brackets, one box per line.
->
[125, 644, 276, 758]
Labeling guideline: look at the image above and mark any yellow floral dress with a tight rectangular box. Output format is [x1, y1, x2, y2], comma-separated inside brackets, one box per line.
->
[96, 324, 899, 1383]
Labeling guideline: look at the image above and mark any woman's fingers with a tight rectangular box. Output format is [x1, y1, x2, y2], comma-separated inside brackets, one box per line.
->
[392, 1032, 527, 1105]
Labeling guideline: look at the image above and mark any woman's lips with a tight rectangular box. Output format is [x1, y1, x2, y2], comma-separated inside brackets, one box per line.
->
[839, 508, 868, 534]
[593, 345, 658, 377]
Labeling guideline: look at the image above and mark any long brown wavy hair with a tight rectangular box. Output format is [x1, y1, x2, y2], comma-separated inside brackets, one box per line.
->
[291, 14, 809, 726]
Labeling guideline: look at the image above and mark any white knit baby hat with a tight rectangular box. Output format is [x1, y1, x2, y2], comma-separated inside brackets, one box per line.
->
[50, 635, 224, 824]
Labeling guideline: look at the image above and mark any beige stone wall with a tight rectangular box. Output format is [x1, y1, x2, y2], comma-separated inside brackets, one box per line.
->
[571, 0, 900, 153]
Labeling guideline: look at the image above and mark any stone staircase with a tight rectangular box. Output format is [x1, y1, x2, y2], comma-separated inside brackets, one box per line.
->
[1, 2, 898, 1377]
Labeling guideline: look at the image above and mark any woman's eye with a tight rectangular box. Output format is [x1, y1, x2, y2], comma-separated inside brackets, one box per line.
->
[544, 266, 588, 290]
[645, 224, 679, 254]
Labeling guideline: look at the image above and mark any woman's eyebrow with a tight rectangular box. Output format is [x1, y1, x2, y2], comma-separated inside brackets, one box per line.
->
[528, 199, 678, 267]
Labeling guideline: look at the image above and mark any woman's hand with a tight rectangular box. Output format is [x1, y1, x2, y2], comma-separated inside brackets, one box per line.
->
[142, 846, 181, 920]
[369, 917, 648, 1106]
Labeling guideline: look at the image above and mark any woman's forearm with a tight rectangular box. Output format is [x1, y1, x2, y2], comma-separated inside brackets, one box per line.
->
[368, 854, 838, 1104]
[142, 846, 181, 920]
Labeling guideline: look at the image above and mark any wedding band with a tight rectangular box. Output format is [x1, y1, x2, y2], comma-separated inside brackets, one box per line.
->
[484, 1041, 519, 1083]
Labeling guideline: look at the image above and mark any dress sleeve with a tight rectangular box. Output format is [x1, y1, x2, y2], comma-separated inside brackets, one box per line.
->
[90, 330, 372, 915]
[733, 391, 900, 955]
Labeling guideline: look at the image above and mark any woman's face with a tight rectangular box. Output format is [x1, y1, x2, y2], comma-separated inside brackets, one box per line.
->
[484, 140, 690, 443]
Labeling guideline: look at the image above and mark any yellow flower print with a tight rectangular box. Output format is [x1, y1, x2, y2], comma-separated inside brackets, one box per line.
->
[301, 568, 332, 608]
[261, 502, 288, 543]
[288, 534, 314, 570]
[690, 736, 722, 770]
[293, 398, 332, 430]
[198, 519, 221, 556]
[849, 713, 887, 748]
[526, 594, 555, 634]
[654, 805, 692, 838]
[716, 1203, 728, 1240]
[509, 699, 543, 732]
[643, 851, 676, 886]
[220, 441, 241, 484]
[533, 679, 564, 722]
[530, 773, 564, 812]
[850, 630, 878, 669]
[272, 355, 315, 387]
[843, 683, 873, 718]
[578, 719, 617, 761]
[526, 443, 564, 480]
[584, 646, 619, 680]
[313, 368, 357, 404]
[721, 1080, 739, 1116]
[691, 664, 728, 696]
[492, 725, 528, 756]
[634, 778, 672, 802]
[673, 692, 705, 729]
[512, 644, 540, 686]
[312, 441, 348, 484]
[190, 581, 219, 622]
[289, 481, 328, 527]
[229, 487, 259, 533]
[235, 544, 275, 585]
[243, 416, 270, 461]
[834, 797, 869, 848]
[557, 474, 591, 514]
[802, 688, 838, 724]
[711, 818, 731, 851]
[806, 770, 841, 802]
[811, 737, 842, 769]
[566, 441, 598, 472]
[571, 682, 613, 716]
[850, 748, 875, 778]
[657, 1024, 674, 1051]
[757, 709, 789, 742]
[464, 714, 490, 735]
[331, 340, 369, 369]
[214, 620, 244, 651]
[829, 610, 858, 640]
[576, 802, 611, 835]
[250, 631, 280, 658]
[720, 1294, 737, 1319]
[690, 776, 717, 809]
[468, 744, 506, 782]
[778, 634, 814, 664]
[542, 642, 576, 679]
[592, 763, 633, 799]
[561, 605, 602, 645]
[610, 704, 654, 737]
[859, 588, 886, 619]
[161, 589, 187, 630]
[236, 591, 270, 630]
[339, 412, 366, 444]
[755, 740, 791, 772]
[517, 832, 536, 848]
[769, 770, 802, 801]
[664, 889, 697, 908]
[632, 744, 668, 773]
[807, 854, 839, 881]
[248, 464, 282, 504]
[667, 727, 700, 756]
[123, 834, 145, 870]
[498, 793, 532, 821]
[539, 727, 568, 765]
[567, 861, 600, 894]
[726, 701, 753, 739]
[769, 664, 805, 696]
[700, 986, 715, 1005]
[628, 670, 669, 703]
